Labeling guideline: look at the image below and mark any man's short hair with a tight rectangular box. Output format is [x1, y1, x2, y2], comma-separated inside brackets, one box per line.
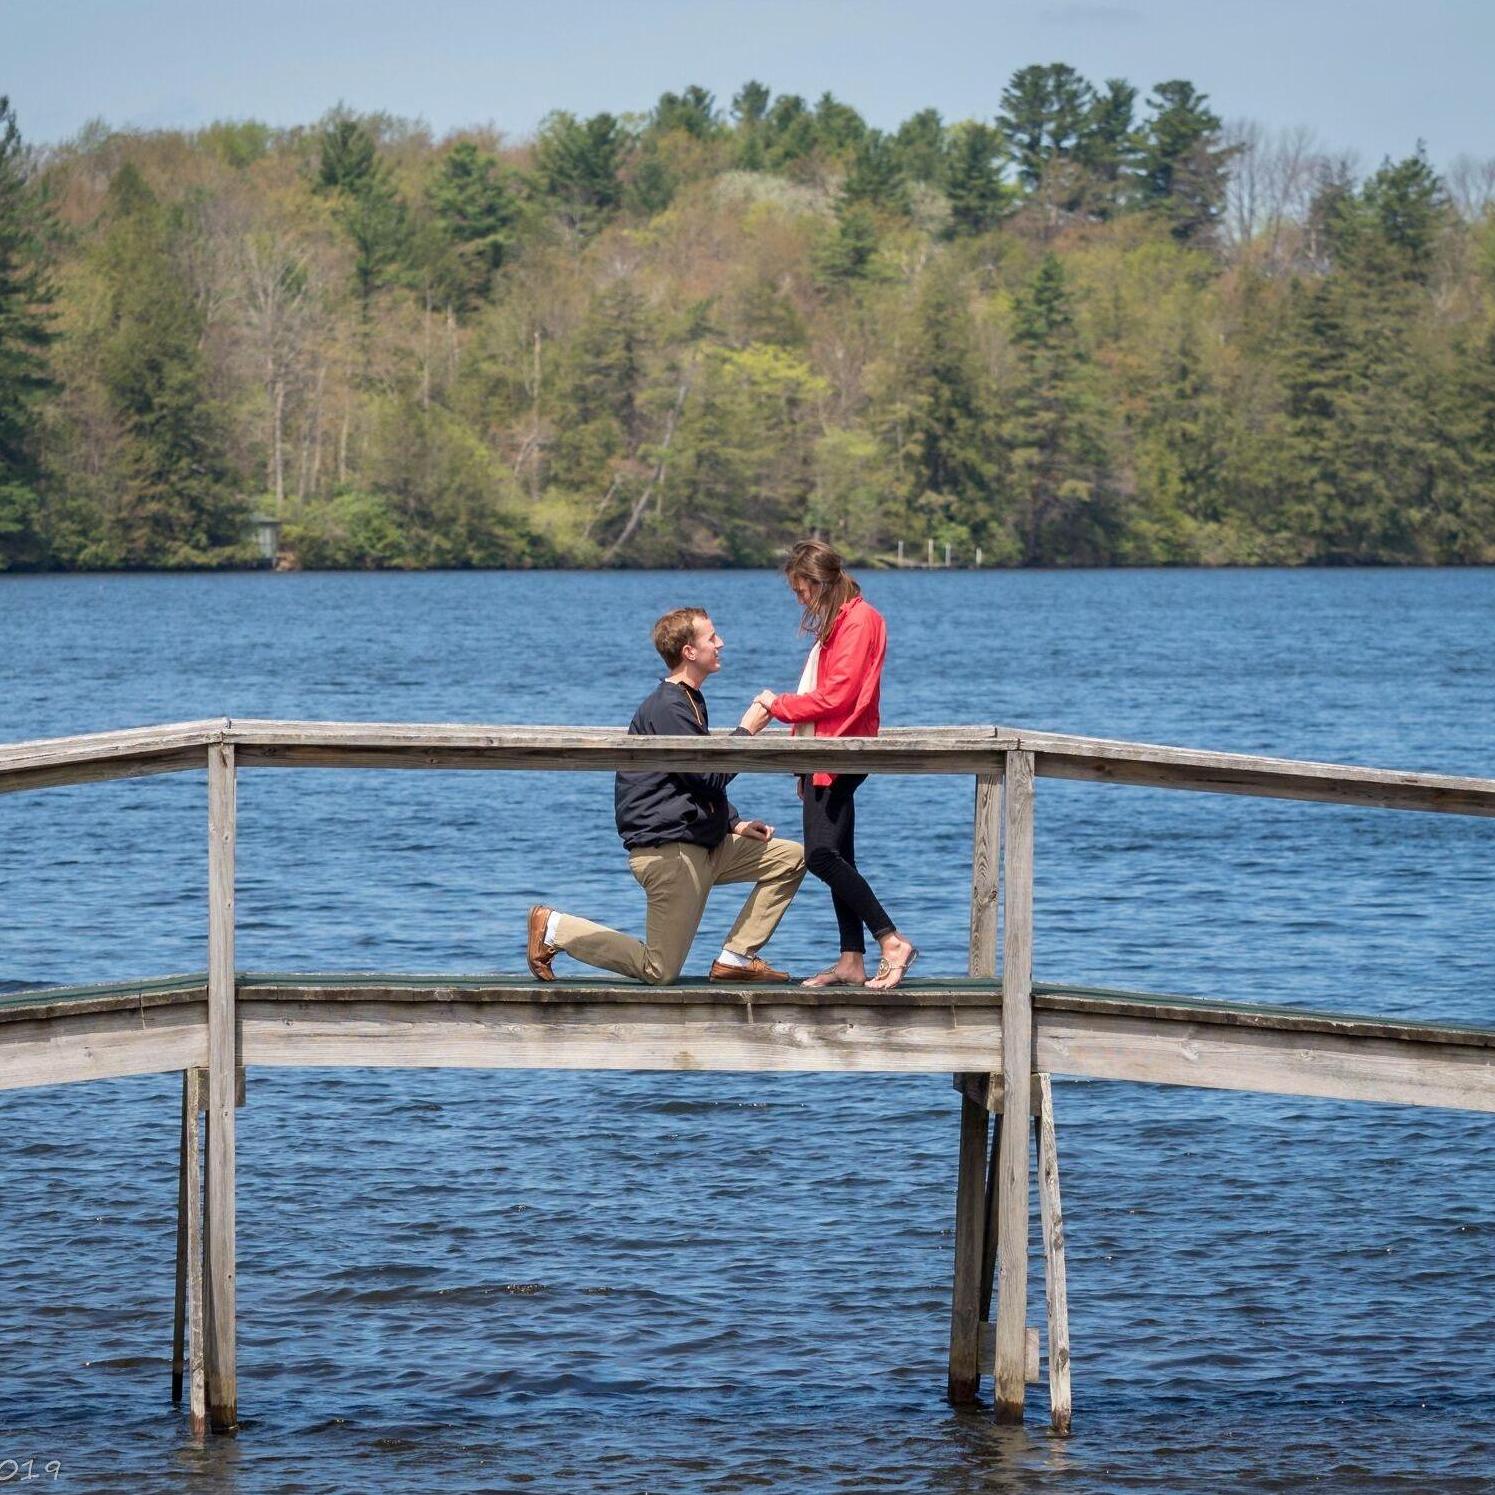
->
[652, 607, 709, 668]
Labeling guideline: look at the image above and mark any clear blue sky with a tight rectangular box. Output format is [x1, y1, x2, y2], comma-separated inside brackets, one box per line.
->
[8, 0, 1494, 169]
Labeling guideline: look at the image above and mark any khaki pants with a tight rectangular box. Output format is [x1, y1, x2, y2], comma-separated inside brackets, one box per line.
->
[552, 833, 805, 985]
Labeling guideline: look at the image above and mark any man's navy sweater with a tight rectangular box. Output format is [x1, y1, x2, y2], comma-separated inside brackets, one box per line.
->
[614, 679, 745, 851]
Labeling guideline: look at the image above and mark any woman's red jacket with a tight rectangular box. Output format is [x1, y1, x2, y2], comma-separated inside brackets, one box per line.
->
[768, 595, 886, 787]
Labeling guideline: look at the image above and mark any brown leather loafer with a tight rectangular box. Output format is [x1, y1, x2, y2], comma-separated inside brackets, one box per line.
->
[527, 904, 558, 981]
[708, 956, 791, 983]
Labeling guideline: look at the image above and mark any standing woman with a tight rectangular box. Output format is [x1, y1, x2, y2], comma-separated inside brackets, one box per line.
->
[753, 539, 919, 989]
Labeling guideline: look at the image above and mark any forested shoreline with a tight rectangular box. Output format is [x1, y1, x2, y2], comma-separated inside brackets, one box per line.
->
[2, 71, 1494, 572]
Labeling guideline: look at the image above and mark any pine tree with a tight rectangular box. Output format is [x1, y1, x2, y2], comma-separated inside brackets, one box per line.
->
[653, 86, 719, 140]
[550, 281, 651, 490]
[840, 132, 907, 212]
[761, 95, 817, 170]
[1134, 321, 1230, 558]
[894, 268, 1000, 547]
[1137, 80, 1236, 243]
[317, 109, 378, 194]
[339, 170, 408, 320]
[0, 97, 55, 569]
[317, 110, 407, 318]
[814, 203, 880, 285]
[1359, 147, 1452, 282]
[428, 141, 517, 305]
[534, 112, 627, 235]
[731, 81, 772, 169]
[893, 108, 946, 184]
[1077, 79, 1138, 216]
[943, 123, 1011, 238]
[812, 93, 868, 155]
[997, 63, 1096, 191]
[1007, 254, 1109, 561]
[95, 165, 245, 567]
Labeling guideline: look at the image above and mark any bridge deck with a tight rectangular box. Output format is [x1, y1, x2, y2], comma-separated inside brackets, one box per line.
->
[2, 973, 1489, 1111]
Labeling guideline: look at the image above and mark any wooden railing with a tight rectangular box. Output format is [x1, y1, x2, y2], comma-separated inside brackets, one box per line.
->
[1, 717, 1492, 1435]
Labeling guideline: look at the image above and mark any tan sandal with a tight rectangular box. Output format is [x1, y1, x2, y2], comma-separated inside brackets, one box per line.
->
[867, 946, 919, 989]
[801, 966, 867, 988]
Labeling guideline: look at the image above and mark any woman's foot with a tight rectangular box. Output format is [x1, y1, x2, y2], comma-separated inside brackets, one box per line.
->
[802, 954, 867, 987]
[866, 933, 919, 990]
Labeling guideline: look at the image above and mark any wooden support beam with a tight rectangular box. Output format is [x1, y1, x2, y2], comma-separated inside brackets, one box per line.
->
[948, 768, 1004, 1403]
[977, 1324, 1041, 1385]
[1035, 1074, 1072, 1435]
[979, 1109, 1001, 1326]
[968, 771, 1002, 977]
[957, 1071, 1040, 1117]
[171, 1070, 191, 1406]
[995, 749, 1035, 1422]
[947, 1081, 990, 1404]
[204, 744, 237, 1432]
[185, 1069, 207, 1435]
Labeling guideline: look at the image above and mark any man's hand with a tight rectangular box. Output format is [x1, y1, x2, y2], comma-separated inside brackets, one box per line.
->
[739, 700, 772, 734]
[733, 819, 774, 841]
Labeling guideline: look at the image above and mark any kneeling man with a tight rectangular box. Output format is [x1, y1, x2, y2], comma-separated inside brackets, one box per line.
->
[528, 607, 804, 985]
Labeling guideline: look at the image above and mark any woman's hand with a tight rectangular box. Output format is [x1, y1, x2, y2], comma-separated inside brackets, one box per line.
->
[754, 689, 777, 711]
[739, 700, 772, 734]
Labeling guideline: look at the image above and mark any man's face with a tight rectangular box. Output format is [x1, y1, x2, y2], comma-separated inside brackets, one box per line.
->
[683, 615, 724, 675]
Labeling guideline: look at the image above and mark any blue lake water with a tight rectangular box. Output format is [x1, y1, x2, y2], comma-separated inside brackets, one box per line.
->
[0, 568, 1492, 1493]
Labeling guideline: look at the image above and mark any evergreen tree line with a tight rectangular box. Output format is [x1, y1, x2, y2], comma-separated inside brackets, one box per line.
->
[2, 70, 1494, 572]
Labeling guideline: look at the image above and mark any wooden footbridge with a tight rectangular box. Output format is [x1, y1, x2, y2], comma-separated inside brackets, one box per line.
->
[1, 719, 1491, 1436]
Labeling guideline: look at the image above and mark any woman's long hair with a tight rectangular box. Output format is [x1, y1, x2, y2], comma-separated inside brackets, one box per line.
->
[785, 538, 861, 645]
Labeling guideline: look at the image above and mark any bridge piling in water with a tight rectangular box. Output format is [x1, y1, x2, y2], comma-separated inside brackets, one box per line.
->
[1, 717, 1493, 1435]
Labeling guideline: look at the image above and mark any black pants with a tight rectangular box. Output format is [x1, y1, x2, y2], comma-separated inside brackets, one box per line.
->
[801, 773, 894, 955]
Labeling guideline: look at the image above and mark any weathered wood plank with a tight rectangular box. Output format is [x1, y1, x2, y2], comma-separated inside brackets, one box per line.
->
[0, 721, 221, 795]
[0, 719, 224, 771]
[977, 1323, 1041, 1385]
[235, 1000, 1009, 1072]
[1035, 1074, 1071, 1435]
[968, 772, 1002, 981]
[225, 719, 1008, 750]
[2, 983, 1490, 1109]
[205, 743, 237, 1432]
[1034, 1011, 1495, 1112]
[980, 1108, 1001, 1325]
[231, 739, 1004, 777]
[185, 1068, 207, 1437]
[1016, 730, 1495, 817]
[0, 747, 211, 796]
[957, 1071, 1041, 1116]
[4, 716, 1495, 817]
[171, 1070, 191, 1406]
[995, 749, 1035, 1422]
[948, 1082, 991, 1404]
[0, 1005, 207, 1089]
[13, 973, 1483, 1047]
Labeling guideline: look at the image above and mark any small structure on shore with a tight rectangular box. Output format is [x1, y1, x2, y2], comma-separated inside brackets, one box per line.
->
[244, 513, 282, 567]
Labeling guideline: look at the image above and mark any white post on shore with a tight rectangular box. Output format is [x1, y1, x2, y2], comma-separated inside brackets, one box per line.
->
[927, 538, 935, 568]
[897, 539, 904, 567]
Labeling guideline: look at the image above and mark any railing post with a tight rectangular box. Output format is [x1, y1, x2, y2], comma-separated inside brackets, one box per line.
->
[968, 769, 1002, 975]
[948, 767, 1003, 1403]
[205, 741, 237, 1431]
[994, 749, 1035, 1421]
